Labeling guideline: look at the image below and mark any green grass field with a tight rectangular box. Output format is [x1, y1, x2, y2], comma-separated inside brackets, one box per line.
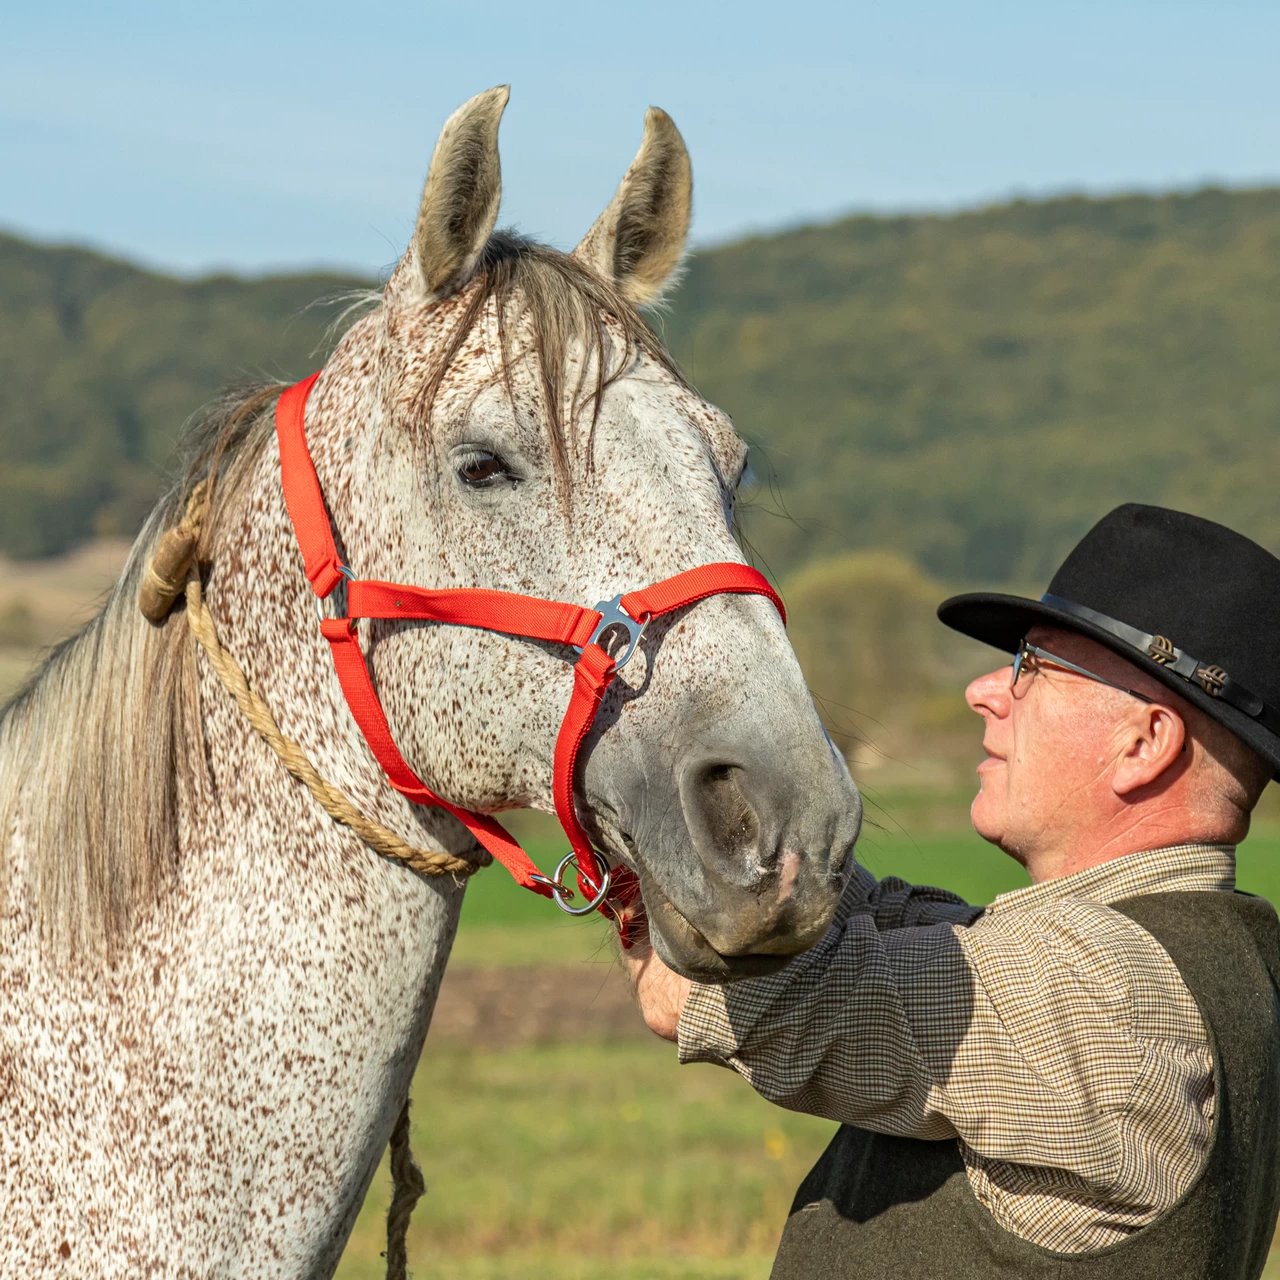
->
[335, 1040, 833, 1280]
[337, 804, 1280, 1278]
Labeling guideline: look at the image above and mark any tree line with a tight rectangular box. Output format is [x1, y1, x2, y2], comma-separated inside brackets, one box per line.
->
[5, 184, 1279, 592]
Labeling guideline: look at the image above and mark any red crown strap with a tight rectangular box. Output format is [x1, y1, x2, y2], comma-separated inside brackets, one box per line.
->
[622, 562, 785, 626]
[275, 373, 346, 598]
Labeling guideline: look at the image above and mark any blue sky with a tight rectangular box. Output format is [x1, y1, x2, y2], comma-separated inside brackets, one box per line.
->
[3, 1, 1278, 276]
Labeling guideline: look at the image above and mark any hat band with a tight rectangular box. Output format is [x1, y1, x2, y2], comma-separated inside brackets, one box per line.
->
[1040, 593, 1280, 736]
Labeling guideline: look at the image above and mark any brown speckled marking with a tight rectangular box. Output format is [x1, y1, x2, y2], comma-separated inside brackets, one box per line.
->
[0, 90, 860, 1277]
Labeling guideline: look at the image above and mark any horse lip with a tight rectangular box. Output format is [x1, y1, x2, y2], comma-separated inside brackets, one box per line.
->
[640, 873, 798, 982]
[612, 824, 833, 980]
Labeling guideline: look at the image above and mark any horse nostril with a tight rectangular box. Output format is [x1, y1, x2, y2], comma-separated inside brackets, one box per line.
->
[693, 764, 762, 863]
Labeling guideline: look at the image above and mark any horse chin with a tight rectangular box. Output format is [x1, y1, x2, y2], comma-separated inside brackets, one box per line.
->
[594, 820, 836, 983]
[639, 878, 799, 984]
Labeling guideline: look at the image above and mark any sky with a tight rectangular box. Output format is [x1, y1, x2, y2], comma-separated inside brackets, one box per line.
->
[3, 1, 1279, 278]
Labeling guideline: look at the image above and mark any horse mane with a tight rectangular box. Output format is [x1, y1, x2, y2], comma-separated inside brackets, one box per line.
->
[0, 233, 682, 959]
[0, 382, 285, 958]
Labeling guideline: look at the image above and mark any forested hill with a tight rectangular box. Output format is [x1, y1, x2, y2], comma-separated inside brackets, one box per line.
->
[0, 235, 365, 557]
[662, 187, 1280, 583]
[5, 185, 1280, 582]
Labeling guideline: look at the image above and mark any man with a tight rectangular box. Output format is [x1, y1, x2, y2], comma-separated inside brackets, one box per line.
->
[623, 504, 1280, 1278]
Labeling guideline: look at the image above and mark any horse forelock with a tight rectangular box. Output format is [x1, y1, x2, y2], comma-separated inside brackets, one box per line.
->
[390, 232, 687, 486]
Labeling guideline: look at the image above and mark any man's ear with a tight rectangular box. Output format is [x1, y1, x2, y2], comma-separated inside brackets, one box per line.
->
[572, 107, 692, 308]
[1112, 703, 1188, 797]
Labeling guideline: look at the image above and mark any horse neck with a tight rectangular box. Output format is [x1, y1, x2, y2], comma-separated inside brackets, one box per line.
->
[140, 425, 472, 1268]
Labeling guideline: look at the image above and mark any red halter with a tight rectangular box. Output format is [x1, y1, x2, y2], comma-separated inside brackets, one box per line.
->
[274, 372, 785, 941]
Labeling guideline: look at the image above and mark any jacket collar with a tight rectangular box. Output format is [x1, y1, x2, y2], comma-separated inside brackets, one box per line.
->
[986, 843, 1235, 917]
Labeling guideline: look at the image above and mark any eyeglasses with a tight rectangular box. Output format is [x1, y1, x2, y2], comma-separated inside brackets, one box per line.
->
[1011, 639, 1154, 704]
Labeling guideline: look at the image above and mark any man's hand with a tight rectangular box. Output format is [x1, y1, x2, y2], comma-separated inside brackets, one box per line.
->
[617, 905, 694, 1042]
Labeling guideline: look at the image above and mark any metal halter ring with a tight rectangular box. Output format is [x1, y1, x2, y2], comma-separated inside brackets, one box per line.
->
[315, 564, 356, 622]
[579, 594, 651, 671]
[531, 850, 614, 916]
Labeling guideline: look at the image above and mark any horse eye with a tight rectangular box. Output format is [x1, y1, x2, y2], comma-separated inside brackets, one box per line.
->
[457, 451, 508, 487]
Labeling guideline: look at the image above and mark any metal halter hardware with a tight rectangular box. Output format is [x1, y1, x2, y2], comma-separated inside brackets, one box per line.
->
[530, 850, 615, 916]
[541, 596, 643, 915]
[578, 594, 651, 671]
[315, 564, 356, 622]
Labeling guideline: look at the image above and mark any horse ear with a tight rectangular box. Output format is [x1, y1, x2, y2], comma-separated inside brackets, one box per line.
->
[401, 85, 509, 302]
[573, 107, 692, 308]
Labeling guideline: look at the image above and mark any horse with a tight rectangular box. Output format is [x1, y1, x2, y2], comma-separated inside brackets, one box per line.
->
[0, 87, 862, 1277]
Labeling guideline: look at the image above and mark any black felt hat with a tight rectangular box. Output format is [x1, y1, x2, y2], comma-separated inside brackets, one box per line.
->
[938, 503, 1280, 777]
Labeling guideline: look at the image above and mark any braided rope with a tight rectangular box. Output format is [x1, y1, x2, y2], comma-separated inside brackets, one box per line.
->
[142, 484, 463, 1277]
[385, 1098, 427, 1280]
[185, 577, 480, 880]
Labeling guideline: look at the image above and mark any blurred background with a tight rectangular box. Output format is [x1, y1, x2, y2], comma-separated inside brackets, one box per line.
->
[5, 2, 1280, 1276]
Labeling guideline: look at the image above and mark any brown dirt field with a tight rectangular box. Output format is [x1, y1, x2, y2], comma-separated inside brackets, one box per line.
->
[430, 962, 648, 1048]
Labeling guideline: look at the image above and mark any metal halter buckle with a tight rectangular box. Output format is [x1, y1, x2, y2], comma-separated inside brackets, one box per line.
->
[315, 564, 356, 623]
[579, 594, 651, 670]
[530, 850, 614, 916]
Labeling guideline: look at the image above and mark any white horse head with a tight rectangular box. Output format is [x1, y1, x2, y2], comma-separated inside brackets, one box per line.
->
[300, 86, 861, 977]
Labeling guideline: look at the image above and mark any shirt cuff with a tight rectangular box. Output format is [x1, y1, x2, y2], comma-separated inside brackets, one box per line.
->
[676, 980, 740, 1066]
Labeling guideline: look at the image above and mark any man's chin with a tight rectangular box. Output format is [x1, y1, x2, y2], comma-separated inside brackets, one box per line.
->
[969, 789, 1003, 846]
[968, 800, 1029, 868]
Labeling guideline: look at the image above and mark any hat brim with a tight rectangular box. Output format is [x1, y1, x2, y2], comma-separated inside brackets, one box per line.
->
[938, 592, 1280, 777]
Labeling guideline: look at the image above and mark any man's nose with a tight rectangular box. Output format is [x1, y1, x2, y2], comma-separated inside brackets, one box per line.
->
[966, 665, 1013, 718]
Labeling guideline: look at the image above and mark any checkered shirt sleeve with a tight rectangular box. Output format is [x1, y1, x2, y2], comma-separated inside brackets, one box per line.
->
[677, 845, 1228, 1253]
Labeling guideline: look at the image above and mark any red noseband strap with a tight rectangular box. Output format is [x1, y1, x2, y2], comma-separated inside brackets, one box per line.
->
[274, 374, 785, 940]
